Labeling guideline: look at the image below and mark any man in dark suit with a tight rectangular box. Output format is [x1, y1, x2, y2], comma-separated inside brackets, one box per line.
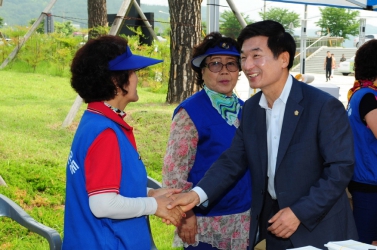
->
[167, 20, 358, 249]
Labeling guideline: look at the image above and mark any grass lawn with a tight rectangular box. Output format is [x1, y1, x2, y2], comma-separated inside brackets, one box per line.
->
[0, 70, 181, 249]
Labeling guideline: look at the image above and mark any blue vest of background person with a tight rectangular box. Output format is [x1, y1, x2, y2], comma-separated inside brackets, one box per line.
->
[347, 88, 377, 185]
[174, 89, 252, 216]
[63, 111, 150, 249]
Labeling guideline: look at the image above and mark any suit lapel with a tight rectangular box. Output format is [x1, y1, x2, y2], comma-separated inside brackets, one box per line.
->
[255, 102, 268, 178]
[276, 79, 304, 170]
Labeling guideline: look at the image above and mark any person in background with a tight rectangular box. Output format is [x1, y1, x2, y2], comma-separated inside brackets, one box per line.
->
[324, 51, 333, 82]
[63, 35, 184, 250]
[166, 20, 357, 250]
[331, 53, 336, 78]
[347, 39, 377, 246]
[340, 54, 347, 62]
[162, 32, 251, 250]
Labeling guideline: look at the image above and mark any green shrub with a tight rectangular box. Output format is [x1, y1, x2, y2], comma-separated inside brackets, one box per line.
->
[1, 26, 170, 87]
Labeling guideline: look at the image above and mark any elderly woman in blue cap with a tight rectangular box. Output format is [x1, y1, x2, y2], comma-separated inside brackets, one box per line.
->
[62, 35, 184, 250]
[162, 32, 251, 250]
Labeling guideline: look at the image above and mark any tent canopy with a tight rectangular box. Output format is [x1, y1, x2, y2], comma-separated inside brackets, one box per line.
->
[267, 0, 377, 10]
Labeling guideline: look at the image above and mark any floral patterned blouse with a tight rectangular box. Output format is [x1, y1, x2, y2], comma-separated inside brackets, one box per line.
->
[162, 108, 250, 250]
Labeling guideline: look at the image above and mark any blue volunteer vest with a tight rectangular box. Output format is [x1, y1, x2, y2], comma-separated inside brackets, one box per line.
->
[63, 111, 150, 250]
[347, 88, 377, 185]
[174, 89, 252, 216]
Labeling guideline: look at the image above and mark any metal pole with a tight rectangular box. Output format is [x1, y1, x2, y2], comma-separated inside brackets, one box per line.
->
[358, 18, 366, 48]
[300, 19, 307, 74]
[132, 0, 158, 40]
[263, 0, 266, 20]
[109, 0, 132, 35]
[226, 0, 247, 28]
[207, 0, 220, 33]
[304, 4, 307, 19]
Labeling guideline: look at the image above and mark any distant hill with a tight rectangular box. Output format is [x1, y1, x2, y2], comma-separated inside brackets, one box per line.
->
[1, 0, 370, 48]
[0, 0, 205, 33]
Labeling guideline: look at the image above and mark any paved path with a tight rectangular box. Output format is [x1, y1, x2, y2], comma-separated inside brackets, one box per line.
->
[235, 71, 355, 108]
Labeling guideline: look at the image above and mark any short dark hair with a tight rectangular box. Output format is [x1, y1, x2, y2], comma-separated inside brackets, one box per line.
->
[191, 32, 240, 87]
[237, 20, 296, 69]
[70, 35, 132, 103]
[354, 39, 377, 82]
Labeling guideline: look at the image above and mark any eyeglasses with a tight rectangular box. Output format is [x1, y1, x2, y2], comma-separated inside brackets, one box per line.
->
[203, 61, 239, 73]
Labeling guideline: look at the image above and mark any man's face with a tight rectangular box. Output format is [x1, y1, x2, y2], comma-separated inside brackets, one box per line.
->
[240, 36, 289, 91]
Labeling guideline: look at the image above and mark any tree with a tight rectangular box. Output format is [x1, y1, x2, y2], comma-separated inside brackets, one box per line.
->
[54, 21, 74, 36]
[315, 7, 359, 40]
[202, 21, 207, 36]
[28, 18, 45, 33]
[0, 16, 3, 27]
[87, 0, 108, 39]
[259, 7, 300, 35]
[166, 0, 203, 104]
[220, 10, 252, 39]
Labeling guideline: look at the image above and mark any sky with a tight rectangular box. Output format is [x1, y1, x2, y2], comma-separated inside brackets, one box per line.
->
[143, 0, 377, 31]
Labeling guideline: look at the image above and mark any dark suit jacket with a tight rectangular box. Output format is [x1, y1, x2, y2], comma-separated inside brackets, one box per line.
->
[197, 76, 358, 248]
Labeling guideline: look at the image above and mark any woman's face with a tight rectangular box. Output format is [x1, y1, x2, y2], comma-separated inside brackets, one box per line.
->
[123, 71, 139, 104]
[201, 55, 239, 96]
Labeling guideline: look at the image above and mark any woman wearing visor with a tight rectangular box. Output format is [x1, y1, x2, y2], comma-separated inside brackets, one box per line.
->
[162, 32, 251, 250]
[63, 35, 184, 250]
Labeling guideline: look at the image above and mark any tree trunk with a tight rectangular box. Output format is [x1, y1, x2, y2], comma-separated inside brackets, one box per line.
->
[88, 0, 108, 39]
[166, 0, 202, 104]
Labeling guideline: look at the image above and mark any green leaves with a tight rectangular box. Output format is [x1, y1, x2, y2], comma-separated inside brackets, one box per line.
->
[315, 7, 359, 40]
[220, 10, 253, 39]
[259, 7, 300, 35]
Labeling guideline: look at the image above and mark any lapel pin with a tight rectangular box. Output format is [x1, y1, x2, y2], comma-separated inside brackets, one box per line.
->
[294, 110, 299, 116]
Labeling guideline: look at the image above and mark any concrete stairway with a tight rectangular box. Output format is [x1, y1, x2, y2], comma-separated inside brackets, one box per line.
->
[292, 47, 357, 75]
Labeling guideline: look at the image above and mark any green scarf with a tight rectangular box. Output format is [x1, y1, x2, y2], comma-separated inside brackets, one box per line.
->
[204, 85, 241, 127]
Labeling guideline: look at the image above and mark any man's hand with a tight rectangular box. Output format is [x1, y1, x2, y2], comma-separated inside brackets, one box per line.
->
[148, 188, 182, 198]
[154, 195, 185, 227]
[177, 210, 197, 244]
[267, 207, 300, 238]
[167, 191, 200, 212]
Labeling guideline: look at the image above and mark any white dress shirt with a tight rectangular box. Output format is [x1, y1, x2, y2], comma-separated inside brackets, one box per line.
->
[259, 75, 292, 199]
[193, 75, 293, 204]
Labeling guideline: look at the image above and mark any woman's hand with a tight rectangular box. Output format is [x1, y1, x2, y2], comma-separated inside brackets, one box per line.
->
[148, 188, 182, 198]
[177, 210, 198, 245]
[154, 195, 185, 227]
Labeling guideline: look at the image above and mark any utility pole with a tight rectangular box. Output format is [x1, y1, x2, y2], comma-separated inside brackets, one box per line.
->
[263, 0, 266, 20]
[207, 0, 220, 33]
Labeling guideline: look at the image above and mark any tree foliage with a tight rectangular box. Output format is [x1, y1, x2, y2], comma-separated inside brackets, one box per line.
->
[315, 7, 359, 39]
[0, 16, 3, 27]
[28, 18, 45, 33]
[220, 10, 252, 39]
[54, 21, 75, 36]
[259, 7, 300, 34]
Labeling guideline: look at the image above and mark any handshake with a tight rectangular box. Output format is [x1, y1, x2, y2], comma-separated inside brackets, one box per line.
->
[149, 188, 201, 226]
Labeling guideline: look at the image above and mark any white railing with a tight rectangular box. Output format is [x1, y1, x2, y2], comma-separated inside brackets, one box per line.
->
[295, 36, 344, 59]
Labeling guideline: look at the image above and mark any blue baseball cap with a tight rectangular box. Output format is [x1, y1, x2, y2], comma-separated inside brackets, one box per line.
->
[108, 45, 163, 71]
[191, 42, 240, 68]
